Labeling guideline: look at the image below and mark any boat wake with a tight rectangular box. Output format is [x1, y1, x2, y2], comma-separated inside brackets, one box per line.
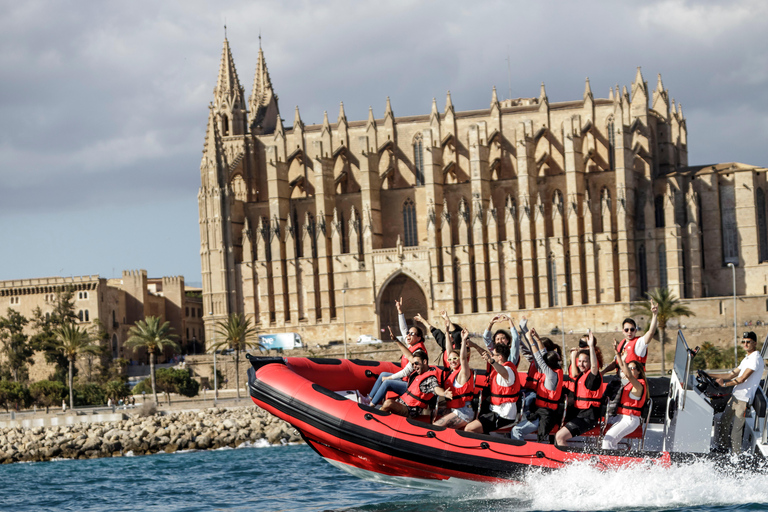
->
[469, 458, 768, 511]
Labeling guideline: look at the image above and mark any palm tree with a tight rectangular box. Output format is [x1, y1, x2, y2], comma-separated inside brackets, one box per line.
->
[124, 316, 180, 405]
[54, 322, 101, 410]
[632, 287, 694, 375]
[210, 313, 263, 399]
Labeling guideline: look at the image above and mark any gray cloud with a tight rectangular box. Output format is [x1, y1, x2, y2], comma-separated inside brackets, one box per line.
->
[1, 0, 767, 282]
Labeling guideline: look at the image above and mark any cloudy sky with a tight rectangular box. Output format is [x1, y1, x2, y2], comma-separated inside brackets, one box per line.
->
[2, 0, 767, 286]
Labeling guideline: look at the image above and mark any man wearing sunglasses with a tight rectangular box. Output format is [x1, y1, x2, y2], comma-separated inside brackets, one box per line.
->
[602, 299, 658, 375]
[706, 331, 765, 453]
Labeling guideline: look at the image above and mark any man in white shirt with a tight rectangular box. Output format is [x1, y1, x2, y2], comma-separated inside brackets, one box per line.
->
[707, 331, 765, 453]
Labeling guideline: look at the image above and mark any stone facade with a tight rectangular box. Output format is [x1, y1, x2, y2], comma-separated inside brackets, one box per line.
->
[198, 38, 768, 347]
[0, 271, 204, 381]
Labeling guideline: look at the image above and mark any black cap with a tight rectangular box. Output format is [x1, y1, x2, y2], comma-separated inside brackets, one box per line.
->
[743, 331, 757, 342]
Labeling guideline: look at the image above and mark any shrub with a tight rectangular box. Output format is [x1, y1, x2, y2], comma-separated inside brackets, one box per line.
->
[132, 378, 151, 396]
[102, 380, 131, 401]
[136, 401, 157, 417]
[156, 368, 199, 398]
[0, 380, 31, 411]
[74, 382, 106, 407]
[29, 380, 67, 408]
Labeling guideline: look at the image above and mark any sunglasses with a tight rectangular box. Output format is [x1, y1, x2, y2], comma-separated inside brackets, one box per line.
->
[448, 357, 459, 362]
[742, 339, 754, 344]
[628, 366, 640, 372]
[407, 331, 419, 336]
[623, 327, 636, 333]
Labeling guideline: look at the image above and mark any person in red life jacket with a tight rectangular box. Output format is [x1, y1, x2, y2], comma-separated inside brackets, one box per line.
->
[602, 348, 647, 450]
[517, 327, 564, 442]
[555, 330, 604, 446]
[395, 296, 428, 367]
[364, 299, 428, 405]
[464, 342, 520, 434]
[482, 314, 522, 366]
[414, 310, 462, 367]
[380, 350, 452, 418]
[602, 299, 658, 375]
[434, 329, 475, 429]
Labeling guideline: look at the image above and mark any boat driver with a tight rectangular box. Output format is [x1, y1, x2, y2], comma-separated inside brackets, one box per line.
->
[707, 331, 765, 453]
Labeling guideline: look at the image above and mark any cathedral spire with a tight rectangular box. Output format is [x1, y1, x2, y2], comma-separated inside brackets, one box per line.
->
[539, 82, 548, 103]
[366, 106, 376, 130]
[445, 90, 454, 113]
[491, 86, 499, 107]
[384, 96, 394, 119]
[608, 86, 614, 102]
[338, 101, 347, 124]
[293, 105, 304, 131]
[212, 37, 246, 137]
[430, 97, 439, 120]
[248, 42, 280, 133]
[583, 77, 593, 100]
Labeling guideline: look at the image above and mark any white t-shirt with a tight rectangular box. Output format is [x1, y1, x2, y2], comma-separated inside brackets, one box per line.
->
[732, 351, 765, 403]
[489, 367, 518, 420]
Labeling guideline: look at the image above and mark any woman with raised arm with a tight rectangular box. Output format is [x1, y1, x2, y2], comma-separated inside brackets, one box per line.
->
[464, 341, 520, 434]
[602, 348, 647, 450]
[395, 296, 428, 367]
[555, 330, 604, 446]
[518, 327, 564, 442]
[414, 310, 460, 367]
[434, 329, 475, 429]
[364, 326, 421, 406]
[483, 313, 521, 366]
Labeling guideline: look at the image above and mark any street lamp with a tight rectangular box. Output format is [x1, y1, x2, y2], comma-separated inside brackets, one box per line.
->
[342, 288, 348, 359]
[560, 282, 567, 356]
[727, 262, 737, 366]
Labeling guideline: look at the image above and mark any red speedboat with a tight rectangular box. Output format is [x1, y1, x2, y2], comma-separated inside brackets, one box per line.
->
[247, 331, 768, 489]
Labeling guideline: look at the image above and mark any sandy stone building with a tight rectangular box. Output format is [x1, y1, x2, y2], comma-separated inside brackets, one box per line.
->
[0, 270, 204, 380]
[198, 38, 768, 347]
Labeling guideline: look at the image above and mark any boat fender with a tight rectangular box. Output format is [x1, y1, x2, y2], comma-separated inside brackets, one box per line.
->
[667, 396, 677, 421]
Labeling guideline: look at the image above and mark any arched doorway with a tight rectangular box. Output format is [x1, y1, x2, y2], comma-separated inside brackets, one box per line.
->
[378, 273, 428, 336]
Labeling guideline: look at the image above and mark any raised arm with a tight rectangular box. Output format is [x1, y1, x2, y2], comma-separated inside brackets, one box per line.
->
[586, 330, 599, 376]
[641, 298, 659, 345]
[388, 325, 414, 362]
[480, 350, 510, 381]
[396, 300, 409, 339]
[455, 329, 472, 387]
[507, 315, 521, 366]
[569, 347, 579, 378]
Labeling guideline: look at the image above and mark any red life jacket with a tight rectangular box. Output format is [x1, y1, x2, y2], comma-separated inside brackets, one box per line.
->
[617, 336, 647, 366]
[401, 367, 439, 409]
[563, 369, 577, 394]
[444, 367, 475, 409]
[574, 371, 604, 410]
[488, 361, 521, 406]
[617, 379, 647, 417]
[400, 341, 428, 368]
[533, 368, 563, 410]
[523, 364, 538, 390]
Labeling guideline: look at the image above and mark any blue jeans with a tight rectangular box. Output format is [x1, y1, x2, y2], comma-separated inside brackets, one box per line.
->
[511, 393, 538, 441]
[370, 373, 408, 405]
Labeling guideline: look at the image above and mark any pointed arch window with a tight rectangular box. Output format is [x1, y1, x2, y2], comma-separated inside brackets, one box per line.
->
[658, 243, 668, 289]
[636, 189, 646, 231]
[654, 195, 665, 228]
[674, 190, 687, 227]
[403, 198, 418, 247]
[339, 211, 349, 253]
[547, 253, 558, 307]
[757, 188, 768, 262]
[413, 135, 425, 186]
[293, 208, 302, 258]
[607, 118, 616, 172]
[720, 183, 739, 265]
[261, 217, 272, 262]
[222, 114, 230, 136]
[637, 245, 648, 295]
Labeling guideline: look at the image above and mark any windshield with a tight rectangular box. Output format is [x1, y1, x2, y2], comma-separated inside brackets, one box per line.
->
[673, 330, 690, 385]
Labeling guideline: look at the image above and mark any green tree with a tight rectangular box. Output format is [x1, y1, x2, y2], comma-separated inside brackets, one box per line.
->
[632, 287, 694, 375]
[0, 380, 31, 412]
[29, 380, 67, 410]
[124, 316, 180, 405]
[54, 322, 101, 410]
[0, 309, 32, 382]
[74, 382, 105, 407]
[155, 367, 199, 403]
[209, 313, 262, 399]
[30, 289, 78, 381]
[103, 380, 131, 402]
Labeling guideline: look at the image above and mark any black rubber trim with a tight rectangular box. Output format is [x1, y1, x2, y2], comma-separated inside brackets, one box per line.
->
[406, 418, 447, 431]
[312, 384, 348, 401]
[349, 359, 382, 367]
[306, 358, 342, 365]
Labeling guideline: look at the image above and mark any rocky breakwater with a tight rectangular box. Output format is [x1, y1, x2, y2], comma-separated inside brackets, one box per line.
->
[0, 406, 302, 464]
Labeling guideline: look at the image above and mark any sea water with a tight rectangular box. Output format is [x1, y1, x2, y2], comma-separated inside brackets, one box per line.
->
[1, 443, 768, 511]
